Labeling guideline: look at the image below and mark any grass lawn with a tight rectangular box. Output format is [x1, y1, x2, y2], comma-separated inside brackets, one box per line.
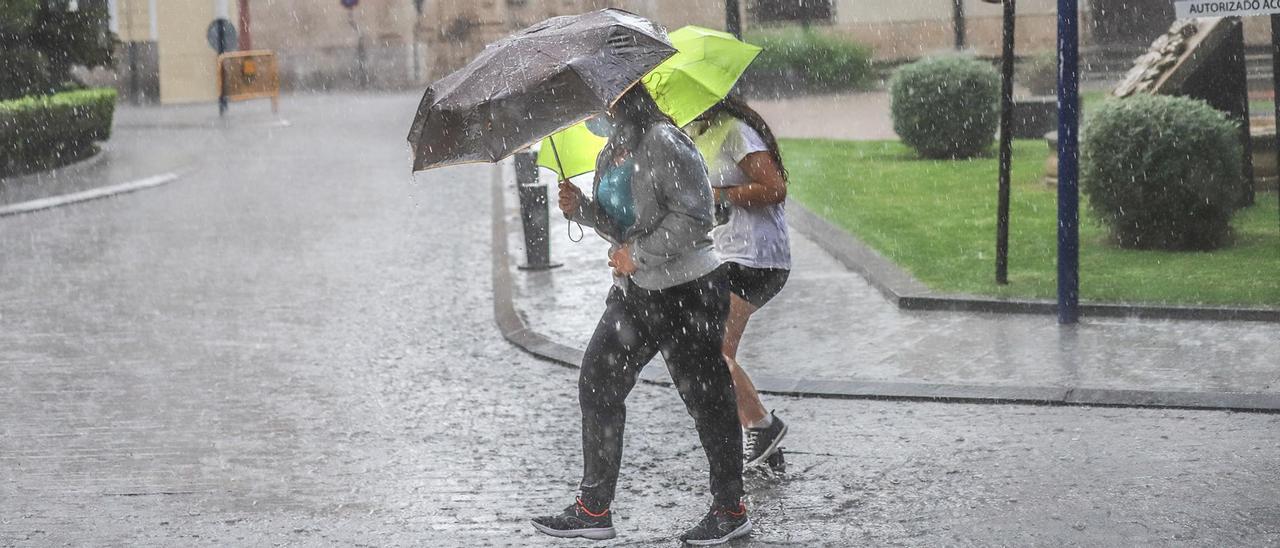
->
[783, 139, 1280, 307]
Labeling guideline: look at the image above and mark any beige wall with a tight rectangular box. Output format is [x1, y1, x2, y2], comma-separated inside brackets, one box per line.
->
[833, 0, 1054, 24]
[112, 0, 239, 103]
[825, 14, 1061, 60]
[156, 1, 238, 103]
[250, 0, 417, 89]
[113, 0, 153, 42]
[116, 0, 1278, 97]
[608, 0, 723, 30]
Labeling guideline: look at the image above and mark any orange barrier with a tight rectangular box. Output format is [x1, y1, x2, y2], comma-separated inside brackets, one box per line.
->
[217, 50, 280, 112]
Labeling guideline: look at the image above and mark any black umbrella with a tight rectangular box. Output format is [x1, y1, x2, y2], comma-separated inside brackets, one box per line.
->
[407, 9, 676, 172]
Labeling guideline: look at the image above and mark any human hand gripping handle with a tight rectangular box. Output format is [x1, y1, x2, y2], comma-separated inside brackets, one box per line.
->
[557, 180, 583, 217]
[557, 180, 587, 242]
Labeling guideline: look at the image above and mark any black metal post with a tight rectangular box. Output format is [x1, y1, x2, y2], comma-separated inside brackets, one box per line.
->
[514, 152, 561, 271]
[217, 23, 228, 116]
[412, 0, 423, 83]
[995, 0, 1016, 285]
[726, 0, 742, 39]
[128, 41, 141, 105]
[1057, 0, 1080, 324]
[1273, 14, 1280, 229]
[348, 9, 368, 89]
[953, 0, 967, 50]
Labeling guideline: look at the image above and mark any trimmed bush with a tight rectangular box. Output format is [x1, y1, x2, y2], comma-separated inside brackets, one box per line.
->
[890, 56, 999, 159]
[743, 29, 874, 95]
[0, 87, 117, 177]
[1019, 50, 1057, 96]
[1081, 95, 1243, 251]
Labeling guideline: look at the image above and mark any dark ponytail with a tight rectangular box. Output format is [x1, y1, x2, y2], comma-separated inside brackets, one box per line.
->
[708, 95, 788, 182]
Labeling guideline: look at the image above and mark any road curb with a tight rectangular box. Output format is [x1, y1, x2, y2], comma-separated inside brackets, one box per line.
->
[490, 165, 1280, 413]
[0, 169, 189, 218]
[786, 200, 1280, 323]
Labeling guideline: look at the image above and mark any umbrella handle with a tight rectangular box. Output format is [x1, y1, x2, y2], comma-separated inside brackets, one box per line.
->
[550, 136, 585, 243]
[549, 135, 568, 179]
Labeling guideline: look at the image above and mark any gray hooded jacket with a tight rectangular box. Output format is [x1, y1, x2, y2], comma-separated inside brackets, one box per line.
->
[567, 121, 720, 291]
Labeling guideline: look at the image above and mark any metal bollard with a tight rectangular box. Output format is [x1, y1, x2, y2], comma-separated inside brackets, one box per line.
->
[514, 151, 562, 271]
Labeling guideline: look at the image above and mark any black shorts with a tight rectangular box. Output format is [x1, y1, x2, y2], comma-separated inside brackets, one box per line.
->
[717, 262, 789, 309]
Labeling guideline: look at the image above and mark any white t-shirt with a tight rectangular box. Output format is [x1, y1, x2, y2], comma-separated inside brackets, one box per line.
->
[687, 114, 791, 270]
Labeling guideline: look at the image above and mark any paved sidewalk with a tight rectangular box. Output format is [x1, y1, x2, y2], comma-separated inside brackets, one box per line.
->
[752, 92, 895, 141]
[0, 100, 252, 206]
[4, 93, 1280, 546]
[506, 177, 1280, 409]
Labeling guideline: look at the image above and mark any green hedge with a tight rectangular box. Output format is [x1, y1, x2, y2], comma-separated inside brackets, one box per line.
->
[890, 56, 1000, 159]
[1081, 95, 1243, 250]
[1, 87, 116, 177]
[743, 29, 874, 94]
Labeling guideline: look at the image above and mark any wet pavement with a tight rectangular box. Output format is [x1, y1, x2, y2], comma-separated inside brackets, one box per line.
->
[752, 92, 895, 141]
[512, 177, 1279, 400]
[2, 93, 1279, 546]
[0, 100, 243, 206]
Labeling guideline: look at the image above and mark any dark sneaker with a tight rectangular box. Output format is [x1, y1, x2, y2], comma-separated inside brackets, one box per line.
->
[531, 498, 616, 540]
[744, 412, 788, 467]
[679, 502, 752, 546]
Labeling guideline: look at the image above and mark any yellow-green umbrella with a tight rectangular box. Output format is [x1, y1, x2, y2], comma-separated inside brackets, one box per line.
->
[537, 120, 607, 180]
[537, 25, 761, 180]
[643, 26, 761, 127]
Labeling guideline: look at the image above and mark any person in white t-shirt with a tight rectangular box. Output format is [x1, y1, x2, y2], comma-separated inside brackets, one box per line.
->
[685, 95, 791, 470]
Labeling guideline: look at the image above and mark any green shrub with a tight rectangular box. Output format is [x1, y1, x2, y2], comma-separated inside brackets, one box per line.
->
[890, 56, 1000, 159]
[0, 87, 117, 177]
[1081, 95, 1243, 250]
[1020, 50, 1057, 96]
[0, 49, 57, 99]
[743, 29, 873, 94]
[1, 1, 115, 100]
[0, 0, 40, 34]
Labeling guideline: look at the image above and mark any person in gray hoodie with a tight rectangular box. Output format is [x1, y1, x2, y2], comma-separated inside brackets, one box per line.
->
[531, 86, 750, 546]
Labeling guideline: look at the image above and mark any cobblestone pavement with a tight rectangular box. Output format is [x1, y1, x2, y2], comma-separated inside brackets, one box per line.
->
[2, 94, 1278, 546]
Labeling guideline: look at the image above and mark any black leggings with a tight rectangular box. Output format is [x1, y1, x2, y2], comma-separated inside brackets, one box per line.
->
[577, 273, 744, 509]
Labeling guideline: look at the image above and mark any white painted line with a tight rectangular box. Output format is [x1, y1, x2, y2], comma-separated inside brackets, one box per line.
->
[0, 170, 185, 217]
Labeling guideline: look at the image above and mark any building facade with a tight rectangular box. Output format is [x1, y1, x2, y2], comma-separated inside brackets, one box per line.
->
[109, 0, 241, 103]
[108, 0, 1267, 103]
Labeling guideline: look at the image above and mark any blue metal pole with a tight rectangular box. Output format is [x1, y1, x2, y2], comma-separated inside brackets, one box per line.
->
[1056, 0, 1080, 324]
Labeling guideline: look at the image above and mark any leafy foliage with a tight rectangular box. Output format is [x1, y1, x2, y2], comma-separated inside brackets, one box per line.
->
[1019, 50, 1057, 96]
[1082, 95, 1244, 250]
[0, 48, 56, 99]
[0, 1, 115, 100]
[743, 29, 873, 94]
[0, 0, 41, 35]
[0, 87, 117, 177]
[890, 56, 999, 159]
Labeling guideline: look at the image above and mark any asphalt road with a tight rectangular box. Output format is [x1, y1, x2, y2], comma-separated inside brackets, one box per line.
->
[1, 94, 1277, 546]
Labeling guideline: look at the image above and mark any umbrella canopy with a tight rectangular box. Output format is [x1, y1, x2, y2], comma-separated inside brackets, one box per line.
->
[642, 26, 762, 127]
[407, 9, 675, 172]
[536, 120, 608, 180]
[536, 25, 760, 179]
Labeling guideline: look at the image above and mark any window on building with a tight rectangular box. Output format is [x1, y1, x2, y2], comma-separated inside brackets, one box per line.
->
[748, 0, 834, 24]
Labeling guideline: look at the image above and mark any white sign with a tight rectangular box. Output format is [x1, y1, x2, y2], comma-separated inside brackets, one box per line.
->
[1175, 0, 1280, 18]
